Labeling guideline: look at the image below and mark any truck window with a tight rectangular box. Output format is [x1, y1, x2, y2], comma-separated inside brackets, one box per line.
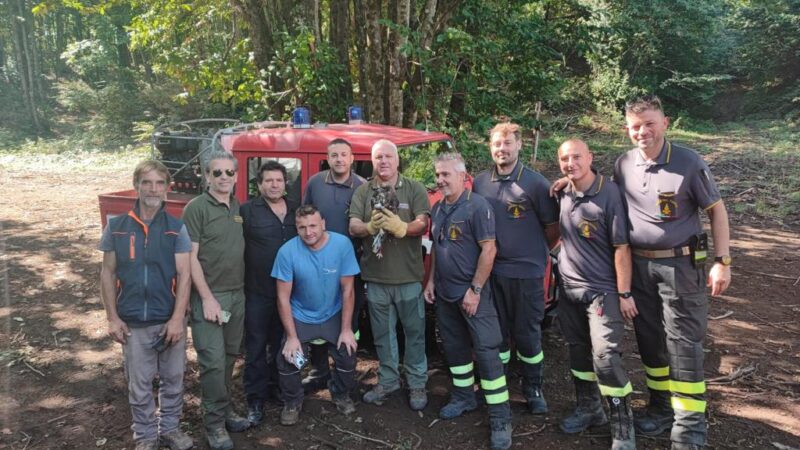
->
[398, 140, 455, 188]
[318, 159, 374, 180]
[247, 157, 302, 204]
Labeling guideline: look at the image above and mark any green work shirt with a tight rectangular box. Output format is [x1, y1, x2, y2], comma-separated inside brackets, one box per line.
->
[349, 175, 430, 284]
[183, 191, 245, 292]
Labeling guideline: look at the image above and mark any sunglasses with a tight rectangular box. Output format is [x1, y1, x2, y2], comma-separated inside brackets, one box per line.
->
[212, 169, 236, 178]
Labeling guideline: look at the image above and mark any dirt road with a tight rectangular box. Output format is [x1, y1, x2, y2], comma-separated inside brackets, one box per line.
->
[1, 147, 798, 449]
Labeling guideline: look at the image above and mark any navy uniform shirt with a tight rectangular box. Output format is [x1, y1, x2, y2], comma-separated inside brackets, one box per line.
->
[303, 170, 366, 236]
[558, 173, 629, 294]
[473, 161, 559, 279]
[240, 197, 298, 297]
[614, 141, 721, 249]
[430, 190, 495, 302]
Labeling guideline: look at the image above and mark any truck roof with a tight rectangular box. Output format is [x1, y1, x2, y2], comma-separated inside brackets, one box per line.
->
[220, 123, 453, 155]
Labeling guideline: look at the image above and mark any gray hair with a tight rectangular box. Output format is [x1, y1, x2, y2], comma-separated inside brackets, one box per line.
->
[435, 152, 466, 173]
[371, 139, 398, 158]
[204, 150, 238, 172]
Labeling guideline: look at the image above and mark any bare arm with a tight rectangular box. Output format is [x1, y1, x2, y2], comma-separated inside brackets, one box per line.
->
[423, 248, 436, 304]
[163, 252, 191, 345]
[544, 222, 561, 250]
[461, 239, 497, 317]
[706, 201, 732, 296]
[189, 242, 221, 324]
[614, 244, 638, 321]
[405, 214, 429, 237]
[337, 276, 357, 355]
[100, 251, 129, 343]
[349, 217, 370, 238]
[277, 279, 301, 361]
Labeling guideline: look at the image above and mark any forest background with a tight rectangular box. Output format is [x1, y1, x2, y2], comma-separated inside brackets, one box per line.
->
[0, 0, 798, 198]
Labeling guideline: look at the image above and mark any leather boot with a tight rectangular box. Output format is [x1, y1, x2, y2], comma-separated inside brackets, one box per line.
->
[607, 395, 635, 450]
[634, 390, 673, 435]
[559, 380, 608, 433]
[489, 418, 512, 450]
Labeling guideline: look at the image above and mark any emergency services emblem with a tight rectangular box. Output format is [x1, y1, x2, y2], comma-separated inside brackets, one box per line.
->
[448, 223, 463, 240]
[657, 192, 678, 220]
[577, 218, 598, 239]
[506, 200, 526, 219]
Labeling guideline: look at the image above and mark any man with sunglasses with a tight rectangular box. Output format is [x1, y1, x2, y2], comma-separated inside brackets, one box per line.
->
[423, 153, 512, 450]
[240, 161, 298, 426]
[183, 151, 250, 450]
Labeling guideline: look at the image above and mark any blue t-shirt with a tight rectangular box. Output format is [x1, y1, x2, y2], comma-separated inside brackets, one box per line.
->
[271, 232, 360, 324]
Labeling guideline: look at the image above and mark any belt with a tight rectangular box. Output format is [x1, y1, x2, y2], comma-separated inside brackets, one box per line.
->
[632, 246, 691, 259]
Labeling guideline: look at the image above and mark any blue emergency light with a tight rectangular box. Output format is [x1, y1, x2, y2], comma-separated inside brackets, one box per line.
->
[347, 105, 363, 124]
[292, 107, 311, 128]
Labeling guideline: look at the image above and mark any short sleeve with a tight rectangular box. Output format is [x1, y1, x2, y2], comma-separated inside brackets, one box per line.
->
[606, 186, 630, 246]
[410, 181, 431, 217]
[175, 224, 192, 253]
[98, 224, 114, 252]
[471, 198, 495, 242]
[349, 184, 369, 220]
[182, 201, 203, 243]
[270, 242, 294, 282]
[340, 240, 361, 276]
[302, 177, 314, 205]
[690, 159, 722, 210]
[530, 176, 559, 226]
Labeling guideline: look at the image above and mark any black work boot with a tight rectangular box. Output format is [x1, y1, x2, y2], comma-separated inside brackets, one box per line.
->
[559, 380, 608, 433]
[489, 418, 512, 450]
[523, 384, 548, 414]
[634, 390, 673, 435]
[607, 395, 636, 450]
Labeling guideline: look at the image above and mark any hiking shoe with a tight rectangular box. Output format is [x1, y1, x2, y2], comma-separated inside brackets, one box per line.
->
[247, 400, 264, 426]
[671, 443, 703, 450]
[332, 394, 356, 415]
[409, 388, 428, 411]
[439, 397, 478, 420]
[134, 440, 158, 450]
[280, 404, 302, 426]
[634, 409, 673, 435]
[206, 428, 233, 450]
[489, 419, 513, 450]
[525, 386, 548, 415]
[159, 428, 194, 450]
[362, 384, 400, 406]
[225, 412, 251, 433]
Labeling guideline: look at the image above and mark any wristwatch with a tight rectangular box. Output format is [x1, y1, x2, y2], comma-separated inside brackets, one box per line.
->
[618, 291, 633, 299]
[714, 255, 732, 266]
[470, 284, 483, 294]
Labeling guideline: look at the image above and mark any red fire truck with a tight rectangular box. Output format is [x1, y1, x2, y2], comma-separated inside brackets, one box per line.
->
[98, 108, 558, 323]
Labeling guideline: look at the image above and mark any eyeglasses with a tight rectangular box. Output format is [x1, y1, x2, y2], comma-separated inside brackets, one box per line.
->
[212, 169, 236, 178]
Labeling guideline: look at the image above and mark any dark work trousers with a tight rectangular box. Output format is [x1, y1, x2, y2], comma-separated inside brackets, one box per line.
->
[276, 313, 357, 407]
[491, 275, 545, 389]
[244, 291, 284, 405]
[436, 289, 511, 422]
[559, 287, 632, 397]
[307, 275, 366, 381]
[632, 255, 708, 446]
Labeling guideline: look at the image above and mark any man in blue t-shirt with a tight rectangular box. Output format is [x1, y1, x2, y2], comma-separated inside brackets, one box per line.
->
[271, 205, 361, 426]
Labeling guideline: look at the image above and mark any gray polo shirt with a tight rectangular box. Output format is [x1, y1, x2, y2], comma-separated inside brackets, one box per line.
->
[473, 161, 559, 279]
[614, 141, 721, 249]
[303, 170, 366, 236]
[431, 190, 495, 302]
[558, 173, 629, 293]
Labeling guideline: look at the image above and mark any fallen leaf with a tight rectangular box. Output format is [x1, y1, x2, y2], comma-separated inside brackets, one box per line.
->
[1, 428, 11, 435]
[95, 437, 107, 447]
[13, 317, 24, 322]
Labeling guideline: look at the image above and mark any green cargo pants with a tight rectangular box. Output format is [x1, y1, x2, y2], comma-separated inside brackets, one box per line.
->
[190, 288, 245, 430]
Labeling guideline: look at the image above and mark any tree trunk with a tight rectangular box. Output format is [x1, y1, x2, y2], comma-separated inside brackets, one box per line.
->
[229, 0, 272, 73]
[386, 0, 409, 126]
[55, 10, 66, 76]
[0, 36, 7, 83]
[365, 0, 384, 123]
[329, 0, 353, 104]
[12, 0, 42, 131]
[353, 0, 369, 113]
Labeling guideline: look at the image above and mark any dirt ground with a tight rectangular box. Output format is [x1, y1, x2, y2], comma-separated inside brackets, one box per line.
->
[1, 139, 799, 450]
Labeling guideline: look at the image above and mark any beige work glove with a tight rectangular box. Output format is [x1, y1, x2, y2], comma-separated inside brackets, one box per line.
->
[376, 208, 408, 238]
[366, 209, 384, 235]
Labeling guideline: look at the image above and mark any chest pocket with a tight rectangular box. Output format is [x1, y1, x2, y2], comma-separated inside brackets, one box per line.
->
[576, 216, 600, 240]
[446, 220, 465, 241]
[505, 197, 529, 219]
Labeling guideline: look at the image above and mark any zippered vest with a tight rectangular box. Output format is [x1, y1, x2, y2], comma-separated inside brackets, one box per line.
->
[109, 203, 183, 327]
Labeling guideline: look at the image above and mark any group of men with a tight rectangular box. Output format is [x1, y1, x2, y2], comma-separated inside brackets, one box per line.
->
[100, 94, 731, 450]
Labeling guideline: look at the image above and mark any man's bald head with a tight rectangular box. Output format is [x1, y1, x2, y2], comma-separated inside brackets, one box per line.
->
[558, 138, 594, 189]
[558, 139, 590, 158]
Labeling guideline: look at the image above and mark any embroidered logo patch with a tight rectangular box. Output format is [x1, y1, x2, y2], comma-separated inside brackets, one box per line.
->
[577, 218, 598, 239]
[448, 223, 463, 240]
[657, 192, 678, 220]
[506, 200, 526, 219]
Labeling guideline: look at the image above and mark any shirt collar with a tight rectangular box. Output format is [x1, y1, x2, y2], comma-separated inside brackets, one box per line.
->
[635, 140, 672, 167]
[369, 174, 404, 189]
[566, 171, 604, 199]
[324, 170, 356, 188]
[490, 160, 524, 182]
[204, 190, 235, 207]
